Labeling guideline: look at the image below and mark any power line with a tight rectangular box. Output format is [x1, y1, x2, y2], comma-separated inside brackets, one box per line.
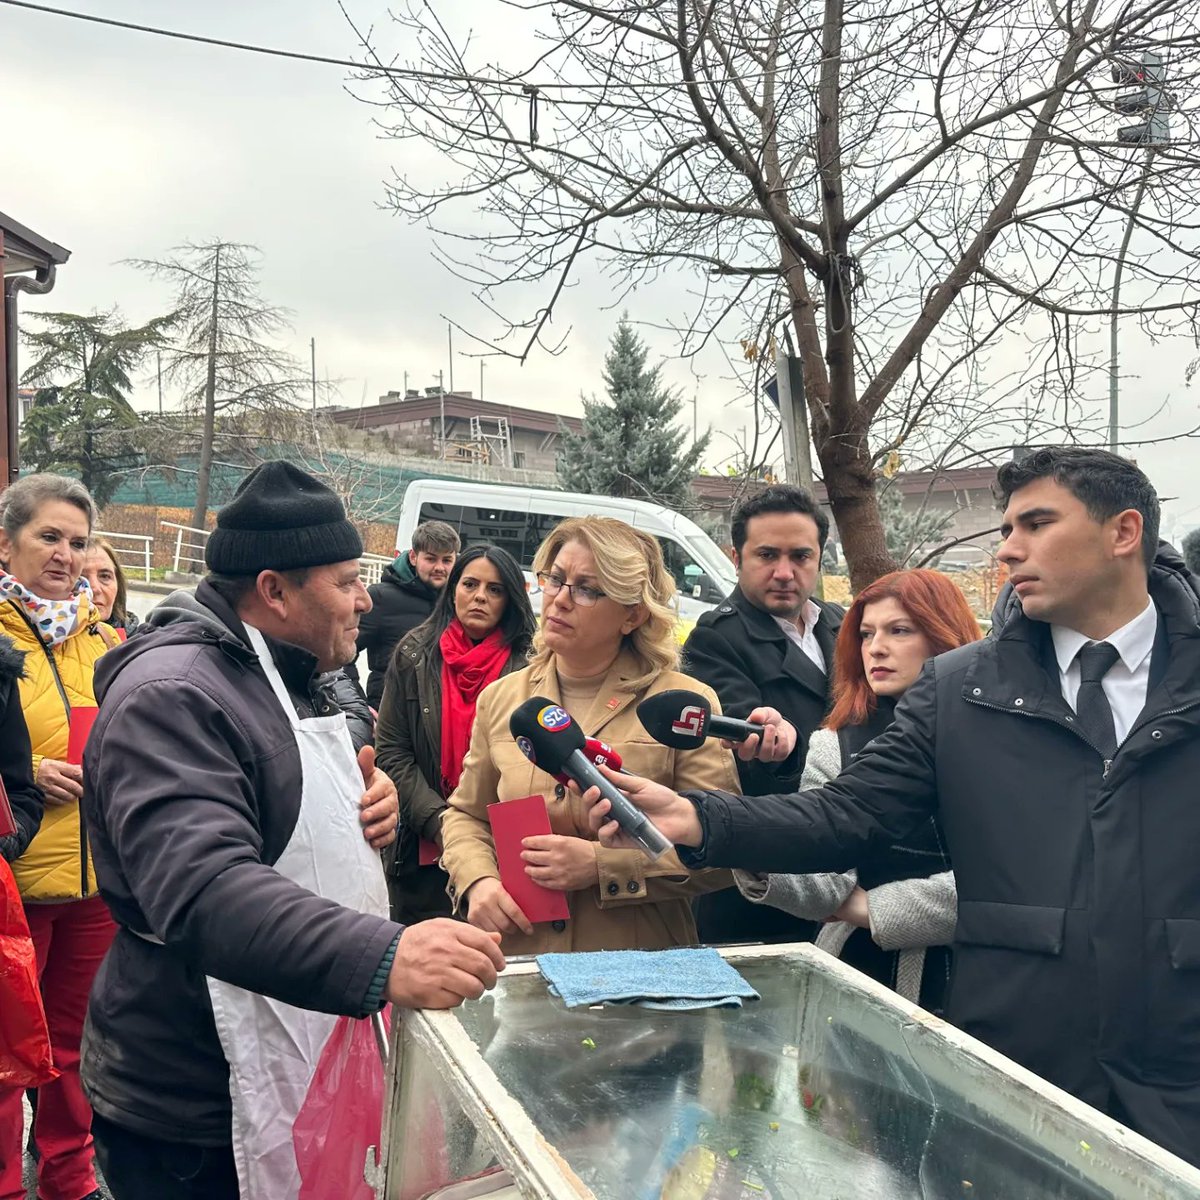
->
[0, 0, 526, 88]
[0, 0, 718, 94]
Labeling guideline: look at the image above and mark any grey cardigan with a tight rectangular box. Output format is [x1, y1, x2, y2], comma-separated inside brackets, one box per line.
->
[734, 727, 956, 1001]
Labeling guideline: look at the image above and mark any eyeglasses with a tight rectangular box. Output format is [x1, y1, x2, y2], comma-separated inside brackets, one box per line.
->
[535, 571, 607, 607]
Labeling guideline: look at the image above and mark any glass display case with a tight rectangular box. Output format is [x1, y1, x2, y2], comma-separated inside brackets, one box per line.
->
[379, 945, 1200, 1199]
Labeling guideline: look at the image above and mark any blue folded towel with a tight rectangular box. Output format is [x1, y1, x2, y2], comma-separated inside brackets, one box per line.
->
[536, 948, 760, 1010]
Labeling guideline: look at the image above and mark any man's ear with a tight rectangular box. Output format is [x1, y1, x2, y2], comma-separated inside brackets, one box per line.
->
[730, 547, 741, 571]
[1110, 509, 1144, 563]
[408, 549, 418, 569]
[254, 570, 290, 618]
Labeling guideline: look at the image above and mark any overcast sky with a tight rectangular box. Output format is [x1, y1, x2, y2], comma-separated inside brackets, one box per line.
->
[5, 0, 1199, 535]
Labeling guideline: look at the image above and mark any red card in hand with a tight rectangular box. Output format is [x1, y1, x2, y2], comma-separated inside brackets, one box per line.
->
[66, 706, 100, 766]
[0, 775, 15, 839]
[487, 795, 570, 925]
[418, 838, 440, 866]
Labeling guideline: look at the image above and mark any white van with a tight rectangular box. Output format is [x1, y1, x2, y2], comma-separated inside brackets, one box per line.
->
[394, 479, 737, 622]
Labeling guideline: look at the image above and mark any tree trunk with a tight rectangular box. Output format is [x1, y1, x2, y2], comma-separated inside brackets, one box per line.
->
[190, 245, 221, 535]
[791, 0, 895, 594]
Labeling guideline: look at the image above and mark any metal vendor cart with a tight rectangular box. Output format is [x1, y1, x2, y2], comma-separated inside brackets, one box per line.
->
[379, 945, 1200, 1199]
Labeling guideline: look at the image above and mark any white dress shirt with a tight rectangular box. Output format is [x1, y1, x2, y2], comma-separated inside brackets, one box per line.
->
[1050, 597, 1157, 746]
[774, 599, 826, 673]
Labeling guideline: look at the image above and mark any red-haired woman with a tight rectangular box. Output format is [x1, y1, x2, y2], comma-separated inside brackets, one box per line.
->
[735, 569, 982, 1013]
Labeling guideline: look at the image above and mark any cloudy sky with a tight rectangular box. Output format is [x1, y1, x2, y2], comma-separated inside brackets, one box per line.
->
[5, 0, 1199, 534]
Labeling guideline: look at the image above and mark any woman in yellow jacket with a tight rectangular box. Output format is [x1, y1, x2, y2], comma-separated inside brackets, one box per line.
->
[0, 474, 117, 1200]
[442, 516, 737, 955]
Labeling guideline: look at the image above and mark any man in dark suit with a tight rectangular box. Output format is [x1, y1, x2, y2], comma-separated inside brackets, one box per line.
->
[683, 484, 843, 943]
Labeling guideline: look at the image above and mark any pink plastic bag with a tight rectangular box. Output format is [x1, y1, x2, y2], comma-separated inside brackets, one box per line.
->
[294, 1011, 388, 1200]
[0, 858, 56, 1088]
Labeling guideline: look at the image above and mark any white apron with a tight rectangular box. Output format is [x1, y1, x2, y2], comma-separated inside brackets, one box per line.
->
[206, 623, 390, 1199]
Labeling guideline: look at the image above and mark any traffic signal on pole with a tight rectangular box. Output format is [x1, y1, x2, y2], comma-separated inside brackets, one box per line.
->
[1112, 50, 1170, 145]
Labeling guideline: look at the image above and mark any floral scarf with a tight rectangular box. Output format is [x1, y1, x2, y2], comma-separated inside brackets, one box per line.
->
[0, 572, 93, 648]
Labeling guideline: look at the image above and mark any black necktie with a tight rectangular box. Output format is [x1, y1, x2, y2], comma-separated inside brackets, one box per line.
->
[1076, 641, 1121, 761]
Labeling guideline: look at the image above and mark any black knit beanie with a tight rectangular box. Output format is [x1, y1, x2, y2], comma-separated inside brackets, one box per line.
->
[205, 461, 363, 575]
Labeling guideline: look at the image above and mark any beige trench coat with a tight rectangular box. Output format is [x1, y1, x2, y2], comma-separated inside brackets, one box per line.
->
[440, 648, 737, 955]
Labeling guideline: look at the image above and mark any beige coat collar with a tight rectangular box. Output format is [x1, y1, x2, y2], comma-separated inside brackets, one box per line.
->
[528, 646, 646, 738]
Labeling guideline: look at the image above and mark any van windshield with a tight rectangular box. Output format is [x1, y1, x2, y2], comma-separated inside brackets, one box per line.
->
[418, 500, 735, 598]
[417, 502, 559, 566]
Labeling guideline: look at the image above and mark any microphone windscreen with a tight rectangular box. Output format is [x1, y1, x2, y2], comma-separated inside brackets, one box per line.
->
[509, 696, 587, 773]
[636, 689, 713, 751]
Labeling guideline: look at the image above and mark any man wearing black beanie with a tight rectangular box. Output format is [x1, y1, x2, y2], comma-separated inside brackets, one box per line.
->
[78, 461, 505, 1200]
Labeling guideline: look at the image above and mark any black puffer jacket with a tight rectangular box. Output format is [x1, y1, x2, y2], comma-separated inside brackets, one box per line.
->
[0, 635, 42, 863]
[81, 582, 399, 1146]
[683, 545, 1200, 1167]
[349, 556, 438, 709]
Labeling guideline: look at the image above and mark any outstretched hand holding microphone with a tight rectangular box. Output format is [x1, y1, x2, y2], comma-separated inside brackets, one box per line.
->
[578, 690, 796, 852]
[635, 688, 798, 764]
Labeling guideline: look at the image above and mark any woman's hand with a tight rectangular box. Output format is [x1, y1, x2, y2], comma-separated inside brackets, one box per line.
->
[832, 885, 871, 929]
[37, 758, 83, 806]
[521, 834, 598, 892]
[464, 877, 534, 937]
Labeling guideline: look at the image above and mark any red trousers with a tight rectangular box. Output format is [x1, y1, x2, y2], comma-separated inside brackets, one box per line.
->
[0, 895, 116, 1200]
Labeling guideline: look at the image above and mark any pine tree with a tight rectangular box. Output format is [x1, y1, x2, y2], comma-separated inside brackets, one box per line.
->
[877, 482, 956, 567]
[19, 309, 173, 506]
[557, 319, 708, 510]
[127, 241, 304, 530]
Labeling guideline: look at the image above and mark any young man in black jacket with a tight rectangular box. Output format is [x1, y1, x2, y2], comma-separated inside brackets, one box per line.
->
[591, 448, 1200, 1169]
[81, 463, 502, 1199]
[350, 519, 459, 709]
[683, 484, 843, 944]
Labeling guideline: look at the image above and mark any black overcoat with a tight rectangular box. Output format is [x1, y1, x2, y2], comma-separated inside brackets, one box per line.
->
[682, 586, 843, 943]
[683, 546, 1200, 1166]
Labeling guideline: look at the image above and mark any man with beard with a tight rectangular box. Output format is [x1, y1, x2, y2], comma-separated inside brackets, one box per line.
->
[683, 485, 843, 944]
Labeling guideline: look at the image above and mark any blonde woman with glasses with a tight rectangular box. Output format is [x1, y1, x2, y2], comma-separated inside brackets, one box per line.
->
[440, 517, 736, 954]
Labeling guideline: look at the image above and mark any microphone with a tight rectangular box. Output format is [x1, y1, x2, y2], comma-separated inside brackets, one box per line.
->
[554, 738, 623, 786]
[509, 697, 673, 859]
[636, 689, 762, 751]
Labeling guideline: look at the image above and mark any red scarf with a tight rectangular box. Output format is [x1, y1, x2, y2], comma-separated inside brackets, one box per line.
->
[439, 620, 511, 795]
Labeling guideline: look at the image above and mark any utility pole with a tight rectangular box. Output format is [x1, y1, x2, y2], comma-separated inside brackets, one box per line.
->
[774, 341, 814, 492]
[479, 359, 485, 401]
[447, 325, 454, 395]
[438, 370, 446, 459]
[1107, 48, 1171, 452]
[1109, 149, 1154, 453]
[310, 337, 317, 411]
[156, 350, 163, 416]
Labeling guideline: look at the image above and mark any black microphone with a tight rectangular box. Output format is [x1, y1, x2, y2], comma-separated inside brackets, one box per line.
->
[509, 697, 673, 859]
[636, 689, 762, 751]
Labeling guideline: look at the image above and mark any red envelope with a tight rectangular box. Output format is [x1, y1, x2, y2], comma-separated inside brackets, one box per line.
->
[487, 796, 570, 925]
[66, 706, 100, 767]
[418, 838, 440, 866]
[0, 776, 15, 840]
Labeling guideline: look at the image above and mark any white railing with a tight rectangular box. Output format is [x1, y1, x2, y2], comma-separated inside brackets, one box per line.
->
[160, 521, 211, 575]
[359, 553, 393, 586]
[95, 530, 153, 582]
[160, 520, 393, 583]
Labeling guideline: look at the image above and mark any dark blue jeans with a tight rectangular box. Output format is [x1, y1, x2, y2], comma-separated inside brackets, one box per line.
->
[91, 1113, 238, 1199]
